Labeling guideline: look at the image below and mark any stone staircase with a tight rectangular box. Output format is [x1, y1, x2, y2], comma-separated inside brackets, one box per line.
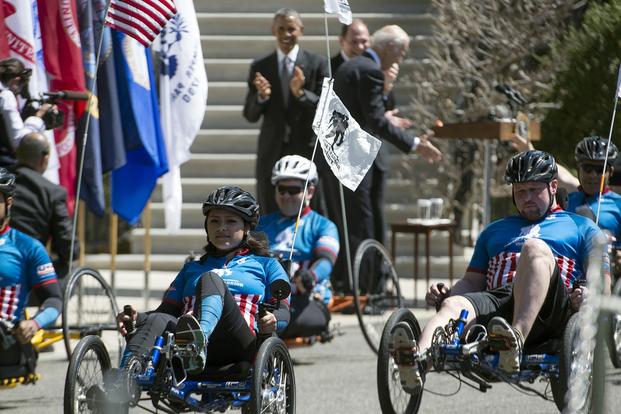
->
[86, 0, 470, 280]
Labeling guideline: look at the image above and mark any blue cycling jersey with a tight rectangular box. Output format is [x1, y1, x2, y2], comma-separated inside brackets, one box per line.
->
[0, 227, 58, 328]
[162, 250, 290, 333]
[257, 207, 340, 304]
[566, 188, 621, 239]
[468, 208, 607, 290]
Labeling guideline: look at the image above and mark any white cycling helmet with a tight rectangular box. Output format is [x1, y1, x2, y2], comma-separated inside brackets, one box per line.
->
[271, 155, 318, 185]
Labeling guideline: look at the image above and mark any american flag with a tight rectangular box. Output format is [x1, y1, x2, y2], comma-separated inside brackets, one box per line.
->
[104, 0, 177, 47]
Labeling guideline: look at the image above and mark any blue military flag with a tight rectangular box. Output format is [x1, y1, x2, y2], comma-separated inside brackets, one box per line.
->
[111, 31, 168, 224]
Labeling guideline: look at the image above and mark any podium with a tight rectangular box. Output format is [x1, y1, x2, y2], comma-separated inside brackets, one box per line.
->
[433, 118, 541, 224]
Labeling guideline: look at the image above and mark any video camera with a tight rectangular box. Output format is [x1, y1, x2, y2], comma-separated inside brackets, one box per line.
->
[21, 90, 89, 130]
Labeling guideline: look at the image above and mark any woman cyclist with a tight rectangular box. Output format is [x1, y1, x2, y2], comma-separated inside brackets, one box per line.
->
[116, 186, 290, 374]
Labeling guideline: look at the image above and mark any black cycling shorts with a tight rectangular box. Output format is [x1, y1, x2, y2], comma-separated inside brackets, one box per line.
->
[462, 264, 571, 347]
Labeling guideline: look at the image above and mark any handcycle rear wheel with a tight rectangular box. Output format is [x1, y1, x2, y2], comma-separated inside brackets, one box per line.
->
[377, 308, 423, 414]
[606, 277, 621, 368]
[550, 312, 592, 412]
[244, 337, 295, 414]
[63, 335, 112, 414]
[62, 267, 122, 363]
[353, 239, 403, 354]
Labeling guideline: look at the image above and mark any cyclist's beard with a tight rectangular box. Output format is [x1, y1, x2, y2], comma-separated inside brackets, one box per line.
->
[514, 186, 554, 221]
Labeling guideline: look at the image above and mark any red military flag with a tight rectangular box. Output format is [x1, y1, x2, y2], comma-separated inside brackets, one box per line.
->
[37, 0, 87, 215]
[0, 1, 11, 59]
[104, 0, 177, 47]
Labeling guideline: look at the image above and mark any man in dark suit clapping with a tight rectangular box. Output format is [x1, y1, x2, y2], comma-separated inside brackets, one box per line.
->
[243, 8, 329, 214]
[11, 132, 78, 278]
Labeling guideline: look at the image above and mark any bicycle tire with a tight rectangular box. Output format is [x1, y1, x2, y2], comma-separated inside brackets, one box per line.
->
[62, 267, 121, 362]
[63, 335, 111, 414]
[607, 277, 621, 368]
[353, 239, 403, 354]
[377, 308, 423, 414]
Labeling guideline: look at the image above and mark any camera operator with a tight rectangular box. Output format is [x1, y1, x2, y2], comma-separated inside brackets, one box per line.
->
[0, 58, 57, 168]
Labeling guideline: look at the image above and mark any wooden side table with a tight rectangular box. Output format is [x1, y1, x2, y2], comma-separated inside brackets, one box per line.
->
[390, 219, 456, 306]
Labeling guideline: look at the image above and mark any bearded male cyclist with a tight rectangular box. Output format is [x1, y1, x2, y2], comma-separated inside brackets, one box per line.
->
[391, 150, 610, 393]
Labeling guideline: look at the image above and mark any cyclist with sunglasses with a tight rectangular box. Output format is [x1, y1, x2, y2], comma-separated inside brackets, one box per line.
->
[257, 155, 340, 339]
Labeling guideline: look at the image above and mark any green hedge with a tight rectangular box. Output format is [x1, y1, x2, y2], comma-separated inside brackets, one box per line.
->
[540, 0, 621, 167]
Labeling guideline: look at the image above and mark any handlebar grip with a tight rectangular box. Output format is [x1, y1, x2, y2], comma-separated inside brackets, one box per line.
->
[123, 305, 136, 336]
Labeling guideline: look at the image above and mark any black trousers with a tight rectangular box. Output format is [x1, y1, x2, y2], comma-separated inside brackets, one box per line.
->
[281, 295, 330, 338]
[126, 273, 256, 368]
[321, 159, 387, 293]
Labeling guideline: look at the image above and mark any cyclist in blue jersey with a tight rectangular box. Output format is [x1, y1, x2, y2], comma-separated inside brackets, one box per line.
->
[117, 186, 290, 375]
[391, 150, 610, 393]
[257, 155, 340, 339]
[0, 167, 61, 368]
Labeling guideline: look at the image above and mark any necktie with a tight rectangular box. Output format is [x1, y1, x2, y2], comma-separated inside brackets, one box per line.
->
[281, 56, 291, 106]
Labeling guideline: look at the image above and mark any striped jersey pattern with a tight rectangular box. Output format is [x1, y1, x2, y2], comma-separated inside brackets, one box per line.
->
[0, 285, 20, 323]
[485, 252, 576, 290]
[104, 0, 177, 46]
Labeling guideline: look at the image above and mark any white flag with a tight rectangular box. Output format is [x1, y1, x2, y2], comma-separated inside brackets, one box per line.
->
[616, 63, 621, 99]
[324, 0, 353, 25]
[312, 78, 381, 191]
[4, 0, 60, 183]
[157, 0, 208, 232]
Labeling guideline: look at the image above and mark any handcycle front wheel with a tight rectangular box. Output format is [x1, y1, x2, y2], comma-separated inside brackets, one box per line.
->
[244, 336, 295, 414]
[550, 312, 592, 412]
[606, 277, 621, 368]
[377, 308, 424, 414]
[62, 267, 122, 363]
[63, 335, 112, 414]
[353, 239, 403, 354]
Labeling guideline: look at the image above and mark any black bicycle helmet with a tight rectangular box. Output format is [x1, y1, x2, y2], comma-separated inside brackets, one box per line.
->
[202, 186, 260, 228]
[505, 150, 558, 184]
[575, 136, 618, 164]
[0, 168, 16, 198]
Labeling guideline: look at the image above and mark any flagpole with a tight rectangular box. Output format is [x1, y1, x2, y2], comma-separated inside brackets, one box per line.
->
[78, 200, 85, 266]
[110, 212, 118, 289]
[143, 199, 152, 310]
[68, 0, 115, 278]
[323, 12, 355, 290]
[595, 98, 619, 225]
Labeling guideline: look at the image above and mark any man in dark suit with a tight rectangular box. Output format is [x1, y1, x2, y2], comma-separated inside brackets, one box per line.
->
[11, 132, 78, 278]
[243, 8, 329, 214]
[328, 25, 442, 292]
[330, 19, 370, 74]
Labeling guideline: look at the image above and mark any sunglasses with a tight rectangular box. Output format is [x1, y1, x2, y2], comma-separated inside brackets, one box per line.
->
[277, 185, 304, 196]
[580, 164, 609, 174]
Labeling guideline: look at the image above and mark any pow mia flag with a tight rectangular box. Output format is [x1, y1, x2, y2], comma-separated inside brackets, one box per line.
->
[312, 78, 381, 191]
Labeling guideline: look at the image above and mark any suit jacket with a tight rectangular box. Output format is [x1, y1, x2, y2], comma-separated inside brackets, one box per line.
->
[11, 165, 78, 277]
[330, 52, 345, 75]
[334, 50, 414, 171]
[243, 49, 329, 162]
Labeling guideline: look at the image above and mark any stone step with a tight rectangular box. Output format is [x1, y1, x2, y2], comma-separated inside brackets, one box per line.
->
[204, 58, 421, 83]
[83, 253, 469, 287]
[190, 130, 259, 154]
[202, 105, 250, 129]
[201, 35, 430, 60]
[207, 79, 418, 106]
[180, 152, 437, 178]
[197, 13, 433, 36]
[146, 200, 446, 231]
[153, 177, 428, 205]
[129, 227, 462, 256]
[193, 0, 431, 14]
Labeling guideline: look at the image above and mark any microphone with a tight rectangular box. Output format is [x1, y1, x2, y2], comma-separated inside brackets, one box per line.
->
[43, 90, 90, 100]
[494, 84, 527, 106]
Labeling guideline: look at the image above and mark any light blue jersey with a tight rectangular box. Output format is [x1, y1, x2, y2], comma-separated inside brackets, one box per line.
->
[567, 188, 621, 239]
[0, 227, 58, 328]
[257, 207, 340, 304]
[468, 208, 607, 290]
[162, 250, 289, 333]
